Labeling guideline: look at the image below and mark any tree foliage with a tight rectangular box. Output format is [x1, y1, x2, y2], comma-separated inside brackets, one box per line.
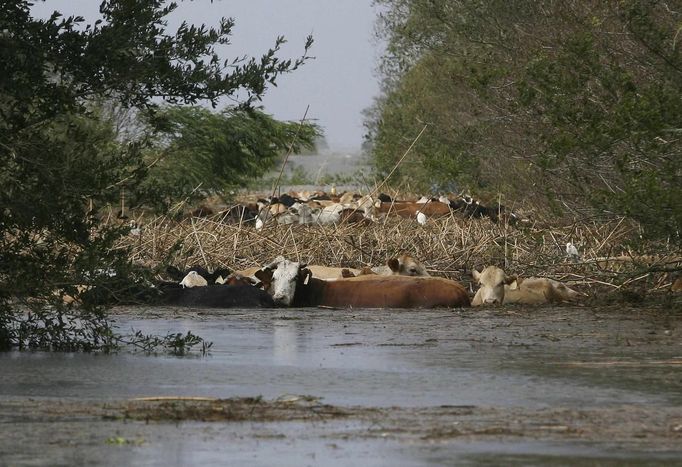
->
[136, 106, 318, 211]
[0, 0, 313, 351]
[368, 0, 682, 241]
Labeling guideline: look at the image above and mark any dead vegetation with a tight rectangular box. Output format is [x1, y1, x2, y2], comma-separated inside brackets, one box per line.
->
[114, 206, 682, 299]
[5, 397, 680, 447]
[105, 395, 356, 423]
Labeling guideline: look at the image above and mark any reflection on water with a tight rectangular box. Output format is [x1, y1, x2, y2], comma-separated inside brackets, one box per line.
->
[272, 319, 299, 365]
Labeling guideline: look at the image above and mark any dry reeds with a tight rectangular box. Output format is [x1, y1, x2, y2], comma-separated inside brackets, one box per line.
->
[116, 209, 682, 295]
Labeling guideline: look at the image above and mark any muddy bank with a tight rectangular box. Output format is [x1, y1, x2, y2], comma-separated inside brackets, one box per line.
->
[3, 396, 681, 446]
[1, 396, 681, 465]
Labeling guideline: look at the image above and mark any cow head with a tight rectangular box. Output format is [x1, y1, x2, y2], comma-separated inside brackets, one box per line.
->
[472, 266, 516, 306]
[549, 280, 582, 302]
[387, 254, 430, 276]
[254, 256, 307, 306]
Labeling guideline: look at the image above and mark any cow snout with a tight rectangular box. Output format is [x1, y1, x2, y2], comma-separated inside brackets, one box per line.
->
[272, 293, 292, 306]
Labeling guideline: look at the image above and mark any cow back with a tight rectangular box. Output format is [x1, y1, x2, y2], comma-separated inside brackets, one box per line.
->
[295, 276, 469, 308]
[159, 285, 275, 308]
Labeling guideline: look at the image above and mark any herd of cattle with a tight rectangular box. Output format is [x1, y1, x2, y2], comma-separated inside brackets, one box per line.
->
[195, 190, 523, 227]
[154, 254, 584, 309]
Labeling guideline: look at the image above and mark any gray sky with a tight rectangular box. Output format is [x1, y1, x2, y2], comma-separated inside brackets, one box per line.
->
[31, 0, 382, 151]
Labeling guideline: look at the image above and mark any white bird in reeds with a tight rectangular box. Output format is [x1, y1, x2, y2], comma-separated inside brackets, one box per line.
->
[129, 221, 141, 236]
[566, 242, 580, 261]
[180, 271, 208, 288]
[417, 211, 427, 226]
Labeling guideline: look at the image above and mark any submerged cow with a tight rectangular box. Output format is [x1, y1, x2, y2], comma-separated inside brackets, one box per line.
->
[368, 254, 430, 276]
[307, 254, 430, 280]
[157, 283, 275, 308]
[254, 257, 469, 308]
[157, 265, 273, 307]
[252, 256, 306, 306]
[471, 265, 582, 306]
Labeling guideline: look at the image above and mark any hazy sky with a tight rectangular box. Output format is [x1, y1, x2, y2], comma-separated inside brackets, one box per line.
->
[30, 0, 382, 151]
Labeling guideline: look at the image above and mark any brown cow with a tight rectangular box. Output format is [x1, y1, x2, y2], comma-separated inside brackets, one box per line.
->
[255, 260, 469, 308]
[377, 201, 451, 219]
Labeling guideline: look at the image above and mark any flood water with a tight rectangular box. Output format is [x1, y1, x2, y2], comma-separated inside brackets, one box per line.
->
[1, 305, 681, 466]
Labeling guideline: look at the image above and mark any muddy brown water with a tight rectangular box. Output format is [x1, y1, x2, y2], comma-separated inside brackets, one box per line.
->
[1, 305, 681, 466]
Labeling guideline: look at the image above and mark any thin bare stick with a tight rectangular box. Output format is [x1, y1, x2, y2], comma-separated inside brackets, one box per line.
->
[271, 105, 310, 198]
[190, 218, 208, 268]
[367, 124, 428, 200]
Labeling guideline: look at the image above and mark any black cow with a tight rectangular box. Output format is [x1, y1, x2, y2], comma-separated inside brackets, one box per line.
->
[222, 204, 258, 224]
[156, 283, 275, 308]
[165, 266, 232, 284]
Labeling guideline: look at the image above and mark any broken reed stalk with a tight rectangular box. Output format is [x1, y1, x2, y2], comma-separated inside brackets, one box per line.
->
[190, 218, 208, 268]
[367, 124, 428, 201]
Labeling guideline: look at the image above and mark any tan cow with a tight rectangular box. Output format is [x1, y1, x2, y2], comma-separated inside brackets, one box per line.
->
[472, 265, 582, 306]
[369, 254, 430, 277]
[235, 254, 427, 282]
[672, 276, 682, 293]
[471, 266, 516, 305]
[180, 270, 208, 288]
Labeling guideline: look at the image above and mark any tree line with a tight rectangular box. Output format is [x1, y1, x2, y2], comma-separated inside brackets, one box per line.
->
[365, 0, 681, 243]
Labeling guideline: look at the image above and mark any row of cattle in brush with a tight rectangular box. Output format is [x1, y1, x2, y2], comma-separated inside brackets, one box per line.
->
[191, 191, 524, 228]
[151, 255, 584, 309]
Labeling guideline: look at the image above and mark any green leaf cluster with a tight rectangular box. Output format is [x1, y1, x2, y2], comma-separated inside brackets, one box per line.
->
[368, 0, 682, 242]
[0, 1, 314, 351]
[136, 106, 318, 211]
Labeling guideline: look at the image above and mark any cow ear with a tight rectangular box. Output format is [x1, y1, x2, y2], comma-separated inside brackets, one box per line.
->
[472, 269, 481, 282]
[505, 275, 517, 285]
[341, 268, 355, 278]
[387, 258, 400, 273]
[300, 268, 312, 284]
[265, 256, 285, 270]
[254, 269, 273, 285]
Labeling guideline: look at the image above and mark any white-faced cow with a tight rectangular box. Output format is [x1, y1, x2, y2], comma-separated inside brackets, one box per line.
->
[254, 258, 470, 309]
